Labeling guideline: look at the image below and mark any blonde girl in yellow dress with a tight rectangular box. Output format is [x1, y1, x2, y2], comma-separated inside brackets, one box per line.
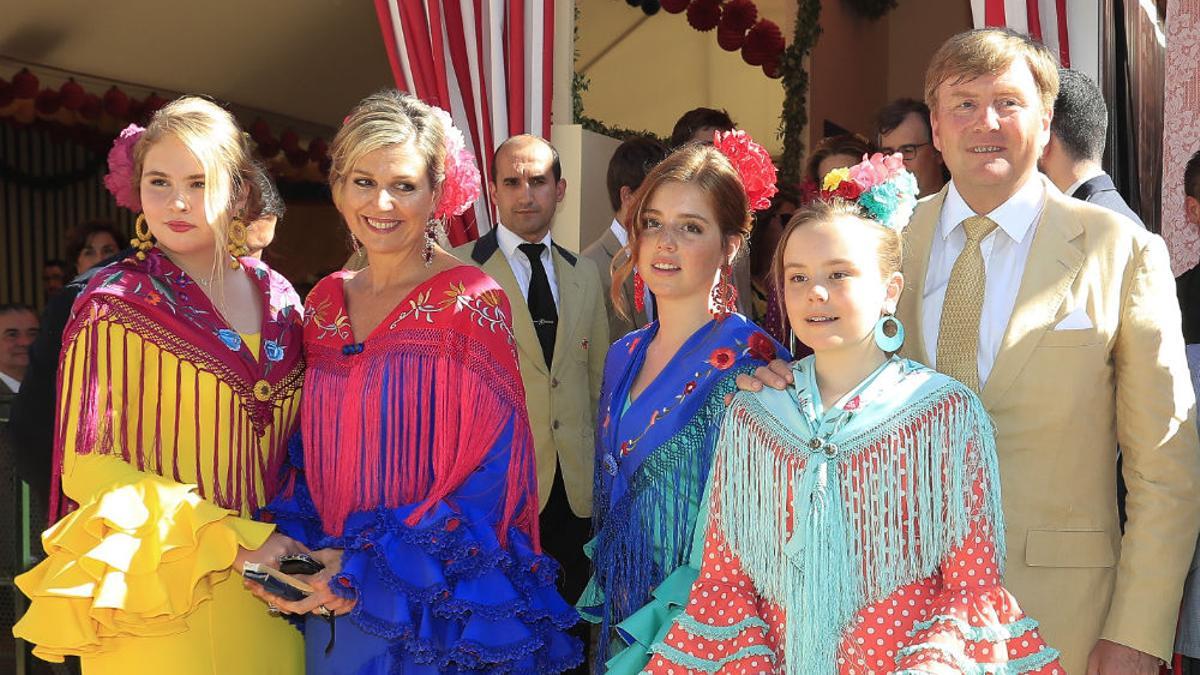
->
[14, 96, 308, 675]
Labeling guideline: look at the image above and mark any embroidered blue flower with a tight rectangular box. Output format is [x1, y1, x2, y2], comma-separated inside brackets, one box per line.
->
[264, 339, 284, 362]
[602, 453, 618, 477]
[216, 328, 242, 351]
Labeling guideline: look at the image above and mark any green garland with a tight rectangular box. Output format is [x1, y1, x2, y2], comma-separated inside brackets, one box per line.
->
[778, 0, 822, 183]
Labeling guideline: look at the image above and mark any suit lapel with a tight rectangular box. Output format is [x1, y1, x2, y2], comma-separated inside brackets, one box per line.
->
[898, 189, 948, 365]
[980, 189, 1085, 408]
[551, 248, 584, 375]
[602, 230, 640, 325]
[480, 249, 550, 377]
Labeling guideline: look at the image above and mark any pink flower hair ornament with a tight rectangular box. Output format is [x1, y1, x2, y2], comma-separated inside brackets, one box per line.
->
[430, 106, 482, 220]
[820, 152, 919, 231]
[103, 123, 146, 212]
[712, 128, 778, 211]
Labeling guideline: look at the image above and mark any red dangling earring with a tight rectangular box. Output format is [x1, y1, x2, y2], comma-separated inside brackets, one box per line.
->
[710, 262, 738, 320]
[633, 270, 646, 313]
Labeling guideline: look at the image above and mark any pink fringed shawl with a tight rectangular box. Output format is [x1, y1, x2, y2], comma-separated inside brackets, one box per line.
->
[49, 250, 306, 519]
[300, 266, 540, 547]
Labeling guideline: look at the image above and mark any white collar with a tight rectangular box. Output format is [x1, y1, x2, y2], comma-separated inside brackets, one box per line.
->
[610, 218, 628, 248]
[496, 223, 554, 259]
[0, 370, 20, 393]
[940, 174, 1046, 244]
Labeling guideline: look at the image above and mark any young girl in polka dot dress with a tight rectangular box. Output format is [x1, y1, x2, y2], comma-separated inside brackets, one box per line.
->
[642, 162, 1064, 674]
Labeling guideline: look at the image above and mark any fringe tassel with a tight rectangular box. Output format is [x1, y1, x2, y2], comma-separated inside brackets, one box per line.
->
[301, 343, 538, 546]
[716, 386, 1004, 673]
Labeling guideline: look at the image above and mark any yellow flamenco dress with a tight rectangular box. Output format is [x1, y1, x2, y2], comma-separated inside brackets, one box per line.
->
[13, 253, 306, 675]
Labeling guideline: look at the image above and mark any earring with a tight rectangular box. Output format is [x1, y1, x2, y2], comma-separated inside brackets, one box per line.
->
[633, 270, 646, 313]
[227, 218, 249, 268]
[349, 232, 361, 256]
[131, 214, 154, 261]
[873, 313, 905, 353]
[422, 219, 443, 267]
[709, 261, 738, 320]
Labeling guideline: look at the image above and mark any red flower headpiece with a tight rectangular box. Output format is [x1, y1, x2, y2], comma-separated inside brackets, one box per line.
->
[429, 106, 482, 220]
[712, 128, 778, 211]
[103, 123, 146, 212]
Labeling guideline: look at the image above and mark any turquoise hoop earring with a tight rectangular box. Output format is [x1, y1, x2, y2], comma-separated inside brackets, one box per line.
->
[874, 314, 904, 353]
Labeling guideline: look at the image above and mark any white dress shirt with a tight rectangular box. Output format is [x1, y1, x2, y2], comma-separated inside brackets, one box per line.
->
[610, 218, 628, 248]
[0, 371, 20, 394]
[495, 223, 560, 307]
[921, 176, 1047, 387]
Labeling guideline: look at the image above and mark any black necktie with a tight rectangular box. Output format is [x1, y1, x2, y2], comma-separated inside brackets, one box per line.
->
[518, 242, 557, 366]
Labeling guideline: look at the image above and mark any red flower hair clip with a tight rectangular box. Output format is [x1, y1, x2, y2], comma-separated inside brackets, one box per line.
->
[713, 128, 778, 211]
[103, 123, 146, 212]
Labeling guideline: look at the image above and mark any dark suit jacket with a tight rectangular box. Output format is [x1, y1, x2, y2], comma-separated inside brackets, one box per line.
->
[1071, 173, 1145, 229]
[7, 249, 131, 503]
[582, 227, 648, 342]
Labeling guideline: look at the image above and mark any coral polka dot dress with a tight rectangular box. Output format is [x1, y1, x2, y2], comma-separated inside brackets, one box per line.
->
[639, 356, 1063, 674]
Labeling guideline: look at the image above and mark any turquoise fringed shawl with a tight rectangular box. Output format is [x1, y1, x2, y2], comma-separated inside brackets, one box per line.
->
[714, 355, 1005, 674]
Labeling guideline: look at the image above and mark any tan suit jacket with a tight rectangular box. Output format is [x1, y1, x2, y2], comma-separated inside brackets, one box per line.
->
[582, 227, 648, 342]
[453, 230, 609, 518]
[897, 177, 1200, 672]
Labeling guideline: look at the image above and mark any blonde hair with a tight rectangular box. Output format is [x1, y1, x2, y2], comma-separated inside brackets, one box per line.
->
[328, 89, 446, 208]
[924, 28, 1060, 113]
[771, 200, 902, 319]
[612, 143, 753, 321]
[133, 96, 254, 282]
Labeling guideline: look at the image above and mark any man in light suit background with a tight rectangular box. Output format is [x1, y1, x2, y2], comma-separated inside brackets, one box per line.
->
[745, 29, 1200, 674]
[583, 135, 668, 342]
[1039, 67, 1145, 228]
[453, 135, 608, 667]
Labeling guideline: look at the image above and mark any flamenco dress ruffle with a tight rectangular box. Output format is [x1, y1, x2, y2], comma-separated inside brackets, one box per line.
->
[266, 438, 583, 674]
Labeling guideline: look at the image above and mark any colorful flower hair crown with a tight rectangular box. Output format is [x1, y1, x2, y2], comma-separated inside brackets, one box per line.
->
[712, 128, 778, 211]
[819, 152, 919, 230]
[429, 106, 481, 220]
[104, 123, 146, 212]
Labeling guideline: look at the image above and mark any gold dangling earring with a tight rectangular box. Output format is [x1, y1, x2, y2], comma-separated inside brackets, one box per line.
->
[131, 214, 154, 261]
[227, 218, 249, 268]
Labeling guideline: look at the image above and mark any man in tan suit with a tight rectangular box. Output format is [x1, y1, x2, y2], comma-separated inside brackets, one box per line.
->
[900, 30, 1200, 673]
[746, 29, 1200, 674]
[452, 136, 608, 651]
[582, 135, 668, 341]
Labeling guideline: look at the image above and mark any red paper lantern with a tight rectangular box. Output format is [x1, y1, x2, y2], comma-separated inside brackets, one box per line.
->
[143, 92, 168, 116]
[280, 128, 300, 153]
[80, 94, 102, 120]
[742, 19, 784, 66]
[661, 0, 689, 12]
[60, 79, 86, 110]
[0, 78, 13, 108]
[35, 89, 62, 115]
[308, 137, 329, 162]
[686, 0, 721, 31]
[13, 68, 39, 99]
[250, 117, 271, 143]
[762, 58, 783, 79]
[103, 86, 130, 118]
[717, 25, 747, 51]
[720, 0, 758, 32]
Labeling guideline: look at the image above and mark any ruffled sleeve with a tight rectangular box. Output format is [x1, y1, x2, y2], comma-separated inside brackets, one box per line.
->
[14, 455, 273, 662]
[893, 490, 1062, 674]
[12, 318, 276, 662]
[264, 424, 583, 672]
[640, 518, 780, 674]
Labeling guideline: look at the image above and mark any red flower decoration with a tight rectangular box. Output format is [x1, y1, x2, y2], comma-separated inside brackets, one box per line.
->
[146, 291, 162, 305]
[35, 89, 61, 115]
[747, 331, 776, 362]
[59, 79, 85, 111]
[713, 129, 779, 211]
[823, 180, 864, 202]
[620, 440, 633, 456]
[843, 395, 862, 412]
[708, 347, 737, 370]
[12, 69, 38, 99]
[720, 0, 758, 31]
[683, 380, 697, 395]
[103, 86, 130, 118]
[661, 0, 689, 13]
[717, 25, 747, 51]
[686, 0, 721, 31]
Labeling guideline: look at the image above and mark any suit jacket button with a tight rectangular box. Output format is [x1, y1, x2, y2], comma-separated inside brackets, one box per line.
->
[552, 420, 560, 430]
[551, 378, 559, 388]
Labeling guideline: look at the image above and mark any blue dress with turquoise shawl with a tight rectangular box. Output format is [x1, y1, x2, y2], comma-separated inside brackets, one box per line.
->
[576, 314, 785, 670]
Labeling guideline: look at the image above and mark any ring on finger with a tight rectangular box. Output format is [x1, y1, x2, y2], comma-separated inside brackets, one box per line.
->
[267, 603, 281, 617]
[317, 604, 333, 617]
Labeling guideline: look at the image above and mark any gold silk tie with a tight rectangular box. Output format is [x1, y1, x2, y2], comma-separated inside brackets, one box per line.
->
[936, 215, 1000, 392]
